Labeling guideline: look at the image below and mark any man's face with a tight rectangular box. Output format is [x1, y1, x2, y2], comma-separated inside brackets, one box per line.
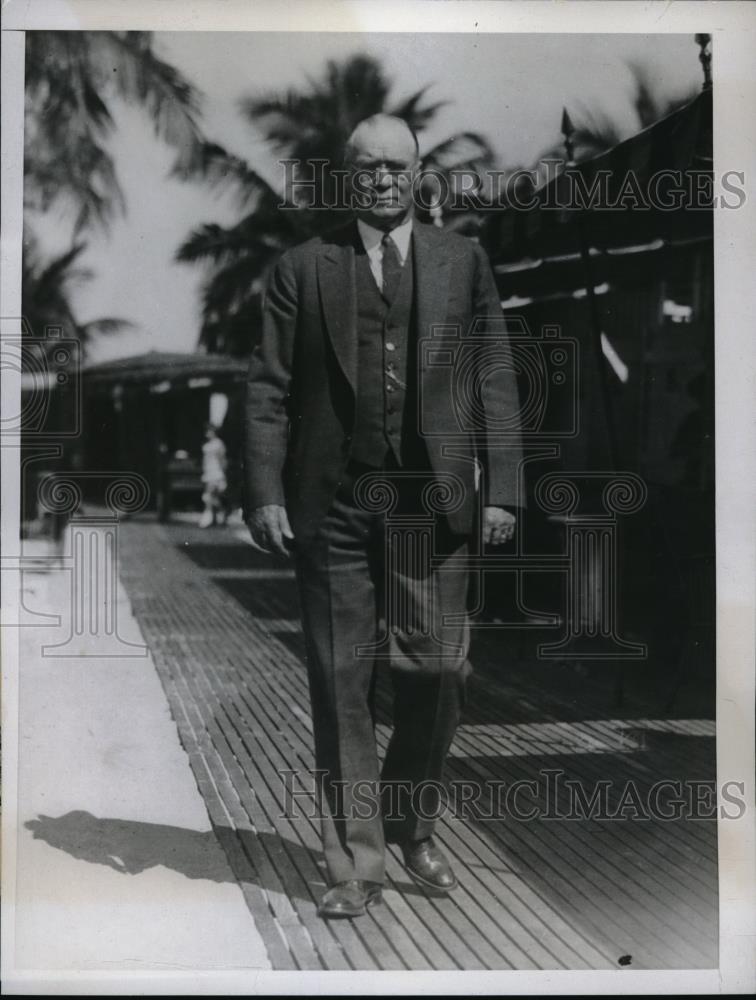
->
[345, 122, 419, 230]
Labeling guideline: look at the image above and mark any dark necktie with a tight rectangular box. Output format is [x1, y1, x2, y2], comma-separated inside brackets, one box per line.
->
[381, 232, 403, 304]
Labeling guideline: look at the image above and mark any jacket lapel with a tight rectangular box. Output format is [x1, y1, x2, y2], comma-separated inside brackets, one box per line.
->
[316, 220, 451, 396]
[317, 227, 358, 395]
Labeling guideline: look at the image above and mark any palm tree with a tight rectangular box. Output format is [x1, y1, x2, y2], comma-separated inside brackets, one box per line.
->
[24, 30, 205, 233]
[532, 59, 701, 177]
[23, 30, 206, 366]
[177, 53, 496, 354]
[22, 236, 134, 360]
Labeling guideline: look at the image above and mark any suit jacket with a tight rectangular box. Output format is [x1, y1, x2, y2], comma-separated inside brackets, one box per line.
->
[244, 218, 523, 539]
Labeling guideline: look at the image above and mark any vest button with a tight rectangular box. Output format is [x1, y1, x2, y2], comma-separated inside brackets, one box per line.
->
[385, 342, 396, 352]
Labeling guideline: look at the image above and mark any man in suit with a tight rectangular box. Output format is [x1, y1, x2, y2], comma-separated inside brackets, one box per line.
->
[245, 114, 522, 918]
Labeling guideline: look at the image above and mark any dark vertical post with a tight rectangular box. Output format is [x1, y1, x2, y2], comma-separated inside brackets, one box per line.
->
[562, 106, 619, 471]
[695, 34, 712, 90]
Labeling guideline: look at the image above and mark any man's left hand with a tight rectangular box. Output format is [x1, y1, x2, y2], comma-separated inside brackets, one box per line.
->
[483, 506, 516, 546]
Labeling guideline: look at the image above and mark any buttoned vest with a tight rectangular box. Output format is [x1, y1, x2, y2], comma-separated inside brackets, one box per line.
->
[350, 244, 415, 467]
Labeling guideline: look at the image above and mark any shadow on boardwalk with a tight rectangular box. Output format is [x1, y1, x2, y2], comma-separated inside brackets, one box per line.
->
[111, 514, 717, 972]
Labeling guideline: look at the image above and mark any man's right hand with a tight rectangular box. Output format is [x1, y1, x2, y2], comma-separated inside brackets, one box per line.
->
[246, 504, 295, 558]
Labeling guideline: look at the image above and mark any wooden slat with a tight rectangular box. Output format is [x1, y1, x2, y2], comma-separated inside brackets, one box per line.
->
[446, 723, 717, 964]
[116, 518, 718, 971]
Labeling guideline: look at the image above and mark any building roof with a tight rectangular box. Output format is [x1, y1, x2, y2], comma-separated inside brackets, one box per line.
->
[494, 87, 713, 267]
[83, 351, 248, 388]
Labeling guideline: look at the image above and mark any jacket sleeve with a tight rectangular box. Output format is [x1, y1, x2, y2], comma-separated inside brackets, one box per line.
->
[471, 242, 525, 509]
[243, 250, 298, 514]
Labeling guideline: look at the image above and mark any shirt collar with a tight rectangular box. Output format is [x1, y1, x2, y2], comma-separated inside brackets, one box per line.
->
[357, 215, 413, 263]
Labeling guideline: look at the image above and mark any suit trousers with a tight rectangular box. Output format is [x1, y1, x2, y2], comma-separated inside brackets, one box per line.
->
[294, 457, 472, 885]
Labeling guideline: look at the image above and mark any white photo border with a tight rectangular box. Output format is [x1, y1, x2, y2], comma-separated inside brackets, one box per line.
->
[2, 2, 754, 994]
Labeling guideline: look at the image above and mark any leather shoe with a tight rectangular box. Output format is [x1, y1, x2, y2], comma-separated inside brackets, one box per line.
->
[401, 837, 458, 892]
[317, 879, 383, 919]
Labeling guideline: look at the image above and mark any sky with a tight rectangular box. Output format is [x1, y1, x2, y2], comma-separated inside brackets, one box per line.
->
[29, 31, 705, 362]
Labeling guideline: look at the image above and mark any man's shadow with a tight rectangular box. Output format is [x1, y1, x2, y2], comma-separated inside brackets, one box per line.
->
[25, 811, 321, 900]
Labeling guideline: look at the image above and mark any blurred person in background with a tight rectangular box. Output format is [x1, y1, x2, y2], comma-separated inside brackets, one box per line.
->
[199, 423, 228, 528]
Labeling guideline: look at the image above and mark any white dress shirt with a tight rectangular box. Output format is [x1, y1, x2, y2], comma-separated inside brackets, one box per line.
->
[356, 216, 413, 289]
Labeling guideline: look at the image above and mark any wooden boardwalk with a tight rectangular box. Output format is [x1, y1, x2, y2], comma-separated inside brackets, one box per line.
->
[117, 515, 718, 971]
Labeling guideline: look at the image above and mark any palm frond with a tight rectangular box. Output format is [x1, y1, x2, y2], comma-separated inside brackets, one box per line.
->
[170, 141, 280, 210]
[422, 132, 496, 170]
[242, 53, 397, 157]
[35, 243, 90, 289]
[626, 58, 699, 129]
[574, 106, 625, 156]
[98, 31, 204, 172]
[79, 316, 137, 336]
[200, 250, 278, 322]
[22, 231, 136, 356]
[390, 87, 448, 133]
[24, 30, 206, 230]
[176, 215, 291, 266]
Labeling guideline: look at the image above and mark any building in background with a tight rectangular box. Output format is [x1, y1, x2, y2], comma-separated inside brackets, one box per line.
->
[485, 85, 714, 699]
